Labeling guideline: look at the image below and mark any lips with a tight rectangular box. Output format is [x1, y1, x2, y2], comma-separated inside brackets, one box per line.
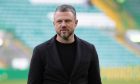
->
[60, 29, 68, 32]
[61, 30, 67, 32]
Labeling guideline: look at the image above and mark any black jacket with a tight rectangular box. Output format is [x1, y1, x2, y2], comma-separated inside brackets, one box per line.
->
[27, 35, 102, 84]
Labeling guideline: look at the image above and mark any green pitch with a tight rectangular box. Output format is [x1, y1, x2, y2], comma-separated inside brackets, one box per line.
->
[0, 80, 27, 84]
[0, 79, 140, 84]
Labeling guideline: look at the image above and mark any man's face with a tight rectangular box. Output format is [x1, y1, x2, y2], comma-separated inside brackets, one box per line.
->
[53, 11, 78, 40]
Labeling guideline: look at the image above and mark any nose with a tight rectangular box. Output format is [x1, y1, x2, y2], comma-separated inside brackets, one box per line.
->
[61, 21, 66, 27]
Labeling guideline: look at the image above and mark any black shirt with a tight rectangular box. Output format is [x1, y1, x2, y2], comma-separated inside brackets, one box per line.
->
[55, 39, 76, 77]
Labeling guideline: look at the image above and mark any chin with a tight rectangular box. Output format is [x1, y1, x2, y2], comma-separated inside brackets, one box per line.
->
[61, 35, 68, 40]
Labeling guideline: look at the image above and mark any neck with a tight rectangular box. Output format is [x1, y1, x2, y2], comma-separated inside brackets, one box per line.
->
[56, 34, 75, 44]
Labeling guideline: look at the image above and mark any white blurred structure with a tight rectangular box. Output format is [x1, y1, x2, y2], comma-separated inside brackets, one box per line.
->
[0, 30, 4, 47]
[125, 29, 140, 51]
[30, 0, 87, 5]
[126, 29, 140, 43]
[12, 58, 29, 70]
[0, 38, 3, 47]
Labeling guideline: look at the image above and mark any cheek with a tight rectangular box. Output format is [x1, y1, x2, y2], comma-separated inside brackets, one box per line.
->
[72, 24, 77, 29]
[54, 24, 60, 29]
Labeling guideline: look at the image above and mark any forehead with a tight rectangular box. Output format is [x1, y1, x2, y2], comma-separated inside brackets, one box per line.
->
[54, 12, 75, 19]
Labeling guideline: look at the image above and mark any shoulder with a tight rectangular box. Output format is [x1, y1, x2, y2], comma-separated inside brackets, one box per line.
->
[33, 37, 54, 52]
[76, 36, 98, 54]
[77, 37, 95, 49]
[77, 38, 98, 60]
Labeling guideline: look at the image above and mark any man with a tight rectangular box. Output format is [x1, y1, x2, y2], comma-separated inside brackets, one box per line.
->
[27, 4, 102, 84]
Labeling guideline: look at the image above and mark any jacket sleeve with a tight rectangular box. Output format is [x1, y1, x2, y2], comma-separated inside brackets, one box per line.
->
[88, 45, 102, 84]
[27, 46, 44, 84]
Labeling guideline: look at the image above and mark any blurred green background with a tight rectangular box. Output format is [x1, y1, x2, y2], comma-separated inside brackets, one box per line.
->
[0, 0, 140, 84]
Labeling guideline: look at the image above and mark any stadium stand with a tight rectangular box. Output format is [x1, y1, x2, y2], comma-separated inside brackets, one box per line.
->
[0, 0, 140, 81]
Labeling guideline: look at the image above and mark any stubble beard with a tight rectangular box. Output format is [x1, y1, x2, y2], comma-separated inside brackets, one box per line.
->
[57, 30, 74, 41]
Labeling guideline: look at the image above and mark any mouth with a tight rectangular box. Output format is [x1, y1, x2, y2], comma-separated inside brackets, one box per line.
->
[60, 29, 68, 32]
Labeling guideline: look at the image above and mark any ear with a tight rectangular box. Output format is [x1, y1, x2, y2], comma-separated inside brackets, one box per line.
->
[75, 19, 78, 25]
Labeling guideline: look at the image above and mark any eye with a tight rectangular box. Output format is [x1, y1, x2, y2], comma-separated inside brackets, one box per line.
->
[65, 19, 72, 23]
[57, 20, 62, 23]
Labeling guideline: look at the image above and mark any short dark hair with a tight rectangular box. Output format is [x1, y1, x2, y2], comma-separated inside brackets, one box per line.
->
[55, 4, 76, 17]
